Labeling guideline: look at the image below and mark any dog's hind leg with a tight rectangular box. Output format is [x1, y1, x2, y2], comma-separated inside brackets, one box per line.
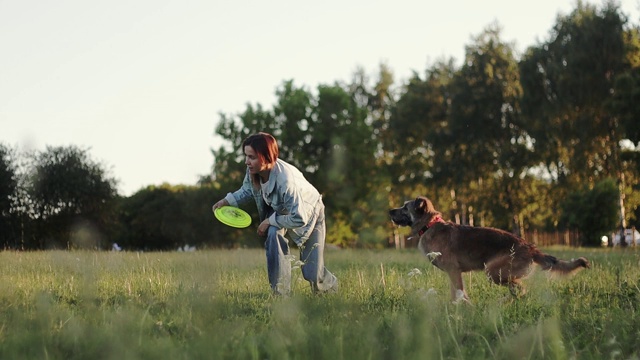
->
[508, 279, 526, 298]
[485, 256, 530, 298]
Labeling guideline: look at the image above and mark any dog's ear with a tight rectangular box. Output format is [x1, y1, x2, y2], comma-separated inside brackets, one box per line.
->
[414, 197, 427, 214]
[425, 198, 436, 213]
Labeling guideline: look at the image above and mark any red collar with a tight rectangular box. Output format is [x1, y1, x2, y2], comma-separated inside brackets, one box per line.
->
[418, 215, 444, 236]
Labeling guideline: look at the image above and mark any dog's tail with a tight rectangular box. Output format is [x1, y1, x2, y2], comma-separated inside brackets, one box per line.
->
[533, 253, 590, 275]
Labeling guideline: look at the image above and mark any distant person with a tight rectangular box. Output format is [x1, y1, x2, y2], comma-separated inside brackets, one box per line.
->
[212, 132, 338, 295]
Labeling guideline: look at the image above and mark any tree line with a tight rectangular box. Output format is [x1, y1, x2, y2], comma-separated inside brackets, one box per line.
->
[0, 144, 259, 250]
[2, 2, 639, 250]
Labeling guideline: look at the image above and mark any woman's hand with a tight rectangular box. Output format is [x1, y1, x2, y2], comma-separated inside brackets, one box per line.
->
[211, 199, 229, 212]
[257, 219, 270, 237]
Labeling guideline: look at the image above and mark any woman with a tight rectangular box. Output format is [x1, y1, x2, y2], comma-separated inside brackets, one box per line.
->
[212, 132, 338, 295]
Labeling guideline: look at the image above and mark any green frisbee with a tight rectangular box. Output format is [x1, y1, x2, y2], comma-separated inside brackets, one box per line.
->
[214, 206, 252, 228]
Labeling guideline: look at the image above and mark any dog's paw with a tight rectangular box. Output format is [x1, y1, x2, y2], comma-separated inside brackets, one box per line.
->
[452, 289, 473, 305]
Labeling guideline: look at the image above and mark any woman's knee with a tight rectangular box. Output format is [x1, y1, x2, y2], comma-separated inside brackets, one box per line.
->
[301, 267, 315, 282]
[301, 260, 320, 281]
[265, 226, 288, 252]
[268, 225, 289, 238]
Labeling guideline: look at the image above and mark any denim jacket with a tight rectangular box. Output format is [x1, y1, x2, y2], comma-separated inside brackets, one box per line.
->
[224, 159, 323, 246]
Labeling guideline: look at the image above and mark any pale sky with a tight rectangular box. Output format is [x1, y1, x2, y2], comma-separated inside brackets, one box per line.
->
[2, 0, 639, 196]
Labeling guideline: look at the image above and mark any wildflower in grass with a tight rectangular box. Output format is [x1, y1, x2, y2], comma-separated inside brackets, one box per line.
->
[416, 287, 438, 300]
[425, 251, 441, 262]
[286, 255, 305, 270]
[400, 268, 422, 289]
[407, 268, 422, 277]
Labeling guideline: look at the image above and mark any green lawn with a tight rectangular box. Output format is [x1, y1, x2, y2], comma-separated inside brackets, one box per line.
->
[0, 247, 638, 359]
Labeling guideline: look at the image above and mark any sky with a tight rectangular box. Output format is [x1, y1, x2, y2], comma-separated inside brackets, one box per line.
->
[1, 0, 639, 196]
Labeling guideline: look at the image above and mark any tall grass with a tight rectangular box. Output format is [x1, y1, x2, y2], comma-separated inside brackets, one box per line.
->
[0, 247, 638, 359]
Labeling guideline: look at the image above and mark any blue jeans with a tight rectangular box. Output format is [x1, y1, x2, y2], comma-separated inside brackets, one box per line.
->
[264, 207, 338, 295]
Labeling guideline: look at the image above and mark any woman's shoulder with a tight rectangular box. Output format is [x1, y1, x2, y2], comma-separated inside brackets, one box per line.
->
[272, 159, 307, 184]
[274, 159, 301, 174]
[271, 159, 319, 196]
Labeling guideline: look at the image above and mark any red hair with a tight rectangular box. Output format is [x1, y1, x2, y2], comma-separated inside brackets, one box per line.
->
[242, 132, 279, 165]
[242, 132, 279, 185]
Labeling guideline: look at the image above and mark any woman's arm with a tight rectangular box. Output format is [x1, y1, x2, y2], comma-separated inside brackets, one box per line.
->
[215, 170, 255, 208]
[268, 195, 307, 229]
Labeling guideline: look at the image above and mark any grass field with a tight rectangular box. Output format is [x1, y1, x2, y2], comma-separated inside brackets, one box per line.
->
[0, 246, 638, 359]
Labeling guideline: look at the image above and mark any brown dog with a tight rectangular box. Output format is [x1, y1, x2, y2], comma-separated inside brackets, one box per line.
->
[389, 196, 590, 302]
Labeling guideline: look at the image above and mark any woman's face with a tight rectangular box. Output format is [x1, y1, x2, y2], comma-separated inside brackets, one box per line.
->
[244, 145, 270, 175]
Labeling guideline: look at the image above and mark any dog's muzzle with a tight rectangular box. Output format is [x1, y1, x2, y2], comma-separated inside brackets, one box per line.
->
[389, 209, 412, 226]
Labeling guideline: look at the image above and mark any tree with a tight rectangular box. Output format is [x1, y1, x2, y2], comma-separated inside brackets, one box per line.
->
[434, 25, 536, 233]
[116, 184, 250, 250]
[607, 27, 640, 232]
[209, 103, 278, 191]
[608, 20, 640, 146]
[350, 64, 403, 247]
[559, 178, 620, 245]
[520, 2, 631, 182]
[520, 1, 638, 236]
[387, 59, 455, 191]
[0, 144, 19, 249]
[272, 80, 315, 168]
[25, 146, 118, 249]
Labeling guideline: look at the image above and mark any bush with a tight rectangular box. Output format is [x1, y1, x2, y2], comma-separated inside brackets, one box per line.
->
[559, 178, 620, 245]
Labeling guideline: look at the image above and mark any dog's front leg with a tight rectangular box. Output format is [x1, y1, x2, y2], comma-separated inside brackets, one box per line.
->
[447, 271, 470, 303]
